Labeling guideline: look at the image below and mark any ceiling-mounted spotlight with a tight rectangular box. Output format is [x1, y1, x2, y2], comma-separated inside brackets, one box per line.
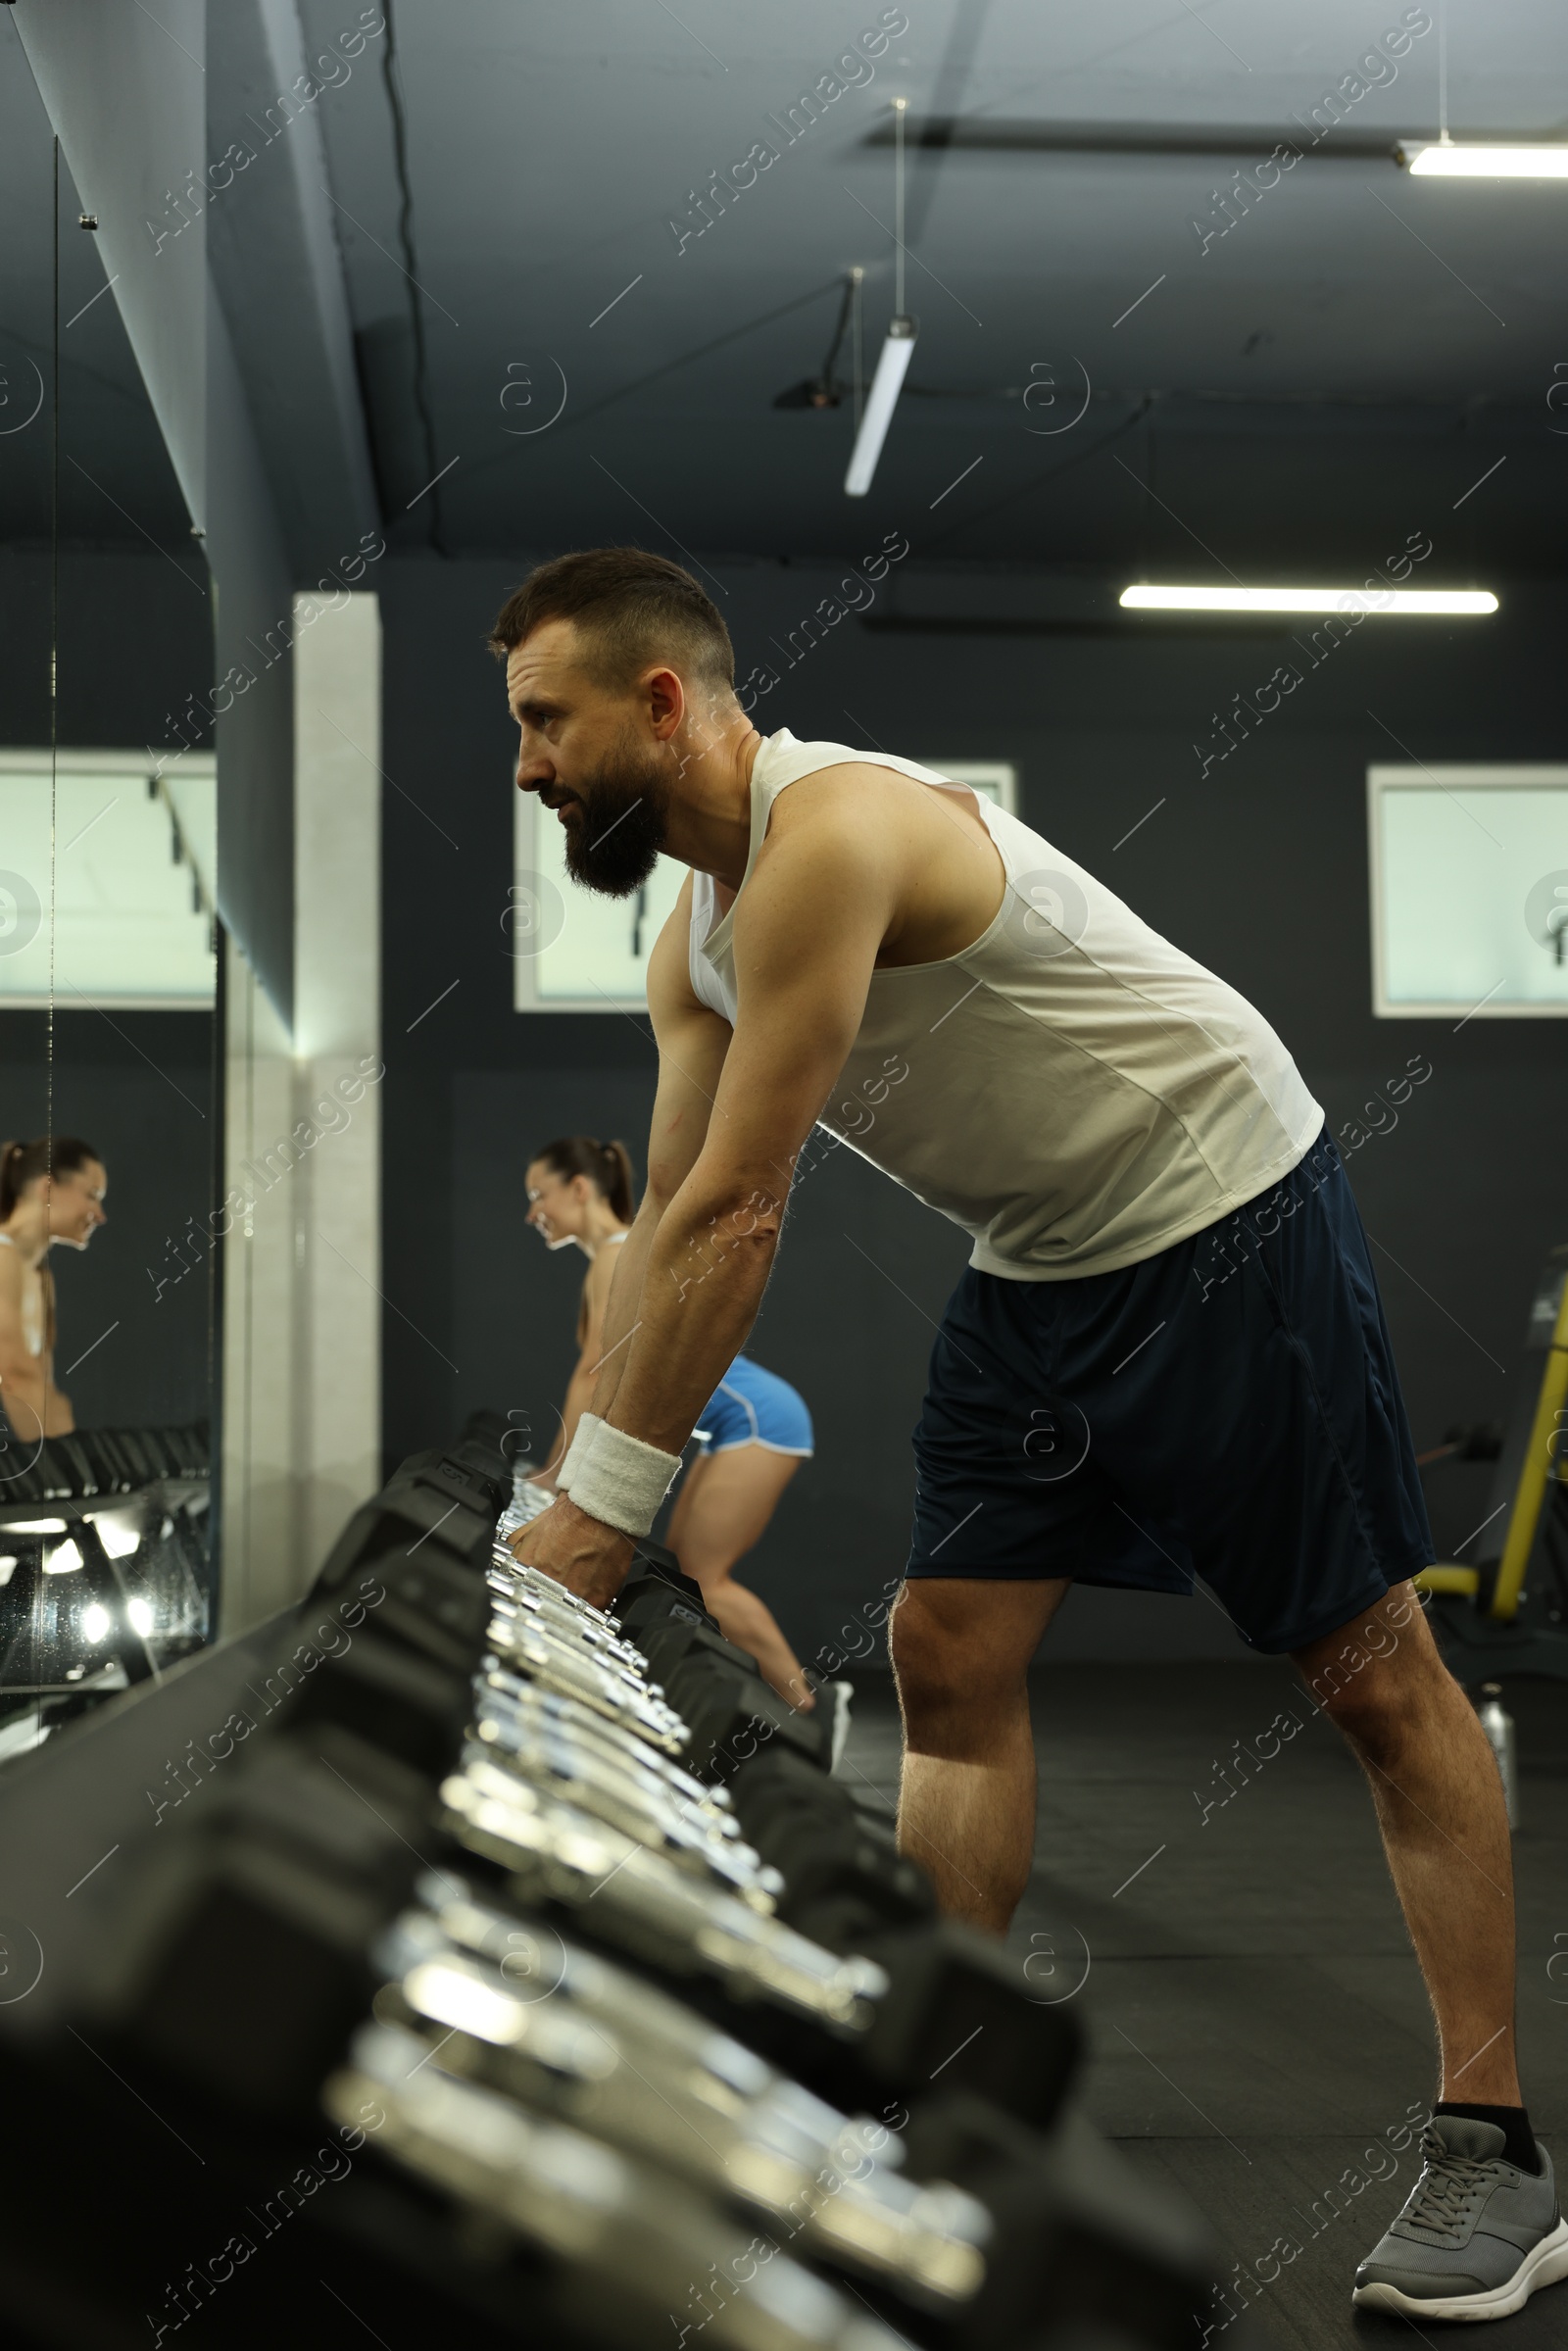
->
[1396, 140, 1568, 177]
[774, 378, 844, 411]
[845, 100, 917, 498]
[773, 269, 860, 409]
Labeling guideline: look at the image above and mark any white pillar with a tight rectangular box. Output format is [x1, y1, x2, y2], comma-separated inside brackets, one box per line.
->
[292, 589, 383, 1572]
[219, 588, 382, 1632]
[220, 938, 298, 1630]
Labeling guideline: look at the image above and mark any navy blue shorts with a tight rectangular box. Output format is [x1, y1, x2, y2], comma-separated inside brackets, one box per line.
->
[906, 1130, 1434, 1653]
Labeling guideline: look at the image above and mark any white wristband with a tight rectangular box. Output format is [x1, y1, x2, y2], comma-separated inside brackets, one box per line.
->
[569, 1420, 683, 1539]
[556, 1412, 603, 1495]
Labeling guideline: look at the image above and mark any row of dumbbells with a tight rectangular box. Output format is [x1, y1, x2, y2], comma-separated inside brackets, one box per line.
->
[65, 1433, 1217, 2347]
[0, 1418, 209, 1505]
[331, 1495, 977, 2351]
[315, 1463, 1215, 2351]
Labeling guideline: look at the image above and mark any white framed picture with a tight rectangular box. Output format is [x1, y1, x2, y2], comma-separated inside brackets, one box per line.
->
[1367, 764, 1568, 1019]
[0, 751, 217, 1008]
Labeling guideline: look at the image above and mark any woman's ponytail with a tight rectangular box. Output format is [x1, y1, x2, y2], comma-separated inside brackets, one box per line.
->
[531, 1134, 638, 1223]
[598, 1139, 635, 1224]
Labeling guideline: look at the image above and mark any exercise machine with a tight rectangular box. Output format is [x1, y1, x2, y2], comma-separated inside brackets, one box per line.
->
[1416, 1244, 1568, 1685]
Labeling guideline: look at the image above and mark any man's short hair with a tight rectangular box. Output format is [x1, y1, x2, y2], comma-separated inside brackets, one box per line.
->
[488, 547, 735, 697]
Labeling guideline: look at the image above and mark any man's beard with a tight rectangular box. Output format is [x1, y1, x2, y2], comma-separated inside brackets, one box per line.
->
[560, 735, 670, 897]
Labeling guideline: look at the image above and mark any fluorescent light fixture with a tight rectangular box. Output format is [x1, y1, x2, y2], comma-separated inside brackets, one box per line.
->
[82, 1603, 111, 1644]
[6, 1517, 68, 1535]
[1398, 141, 1568, 177]
[44, 1538, 84, 1574]
[845, 317, 917, 498]
[1120, 585, 1498, 615]
[128, 1597, 154, 1638]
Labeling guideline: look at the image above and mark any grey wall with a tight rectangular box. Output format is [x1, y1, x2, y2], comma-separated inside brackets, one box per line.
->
[384, 555, 1563, 1665]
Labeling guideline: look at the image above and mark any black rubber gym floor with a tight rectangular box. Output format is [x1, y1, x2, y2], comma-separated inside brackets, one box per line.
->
[840, 1663, 1568, 2350]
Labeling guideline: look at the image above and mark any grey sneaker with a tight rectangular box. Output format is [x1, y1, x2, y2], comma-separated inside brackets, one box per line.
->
[1352, 2116, 1568, 2321]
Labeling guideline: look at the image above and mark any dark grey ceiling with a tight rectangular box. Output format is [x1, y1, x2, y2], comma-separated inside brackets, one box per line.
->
[4, 0, 1566, 587]
[0, 15, 194, 564]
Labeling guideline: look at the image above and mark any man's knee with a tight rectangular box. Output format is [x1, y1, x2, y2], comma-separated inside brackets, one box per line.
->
[891, 1583, 1030, 1720]
[890, 1600, 953, 1719]
[1300, 1614, 1455, 1759]
[1313, 1668, 1414, 1759]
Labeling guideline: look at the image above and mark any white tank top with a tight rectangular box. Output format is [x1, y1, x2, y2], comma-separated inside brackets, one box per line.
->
[688, 730, 1323, 1282]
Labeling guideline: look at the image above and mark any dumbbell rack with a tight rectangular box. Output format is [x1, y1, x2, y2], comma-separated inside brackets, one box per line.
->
[0, 1419, 213, 1704]
[0, 1424, 1220, 2349]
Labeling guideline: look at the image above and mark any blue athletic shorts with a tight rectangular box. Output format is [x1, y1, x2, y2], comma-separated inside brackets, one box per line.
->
[695, 1353, 814, 1457]
[906, 1128, 1434, 1653]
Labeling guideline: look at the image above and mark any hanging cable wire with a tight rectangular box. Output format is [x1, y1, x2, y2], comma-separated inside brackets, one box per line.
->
[49, 135, 58, 1158]
[852, 267, 863, 441]
[31, 132, 62, 1696]
[381, 0, 449, 554]
[919, 393, 1155, 554]
[894, 97, 906, 317]
[1438, 0, 1449, 142]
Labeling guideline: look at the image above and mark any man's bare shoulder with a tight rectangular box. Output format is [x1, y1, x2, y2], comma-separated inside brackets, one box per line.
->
[753, 762, 918, 885]
[734, 772, 903, 976]
[751, 758, 1002, 969]
[763, 759, 919, 833]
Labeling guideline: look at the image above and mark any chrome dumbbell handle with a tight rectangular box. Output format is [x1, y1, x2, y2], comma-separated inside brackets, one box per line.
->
[440, 1763, 885, 2029]
[479, 1665, 725, 1808]
[368, 1924, 987, 2308]
[485, 1617, 689, 1751]
[325, 2027, 920, 2351]
[459, 1731, 777, 1906]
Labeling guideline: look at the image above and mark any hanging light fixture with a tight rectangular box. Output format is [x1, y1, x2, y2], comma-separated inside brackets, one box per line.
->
[1395, 12, 1568, 177]
[845, 99, 918, 497]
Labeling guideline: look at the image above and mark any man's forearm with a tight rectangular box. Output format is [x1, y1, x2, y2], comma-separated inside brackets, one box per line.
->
[600, 1184, 781, 1456]
[588, 1197, 664, 1421]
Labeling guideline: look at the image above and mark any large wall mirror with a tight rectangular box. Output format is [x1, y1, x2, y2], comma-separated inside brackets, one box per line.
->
[0, 84, 219, 1751]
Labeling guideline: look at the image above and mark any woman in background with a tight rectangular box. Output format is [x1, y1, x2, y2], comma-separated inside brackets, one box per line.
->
[524, 1133, 821, 1711]
[0, 1136, 109, 1450]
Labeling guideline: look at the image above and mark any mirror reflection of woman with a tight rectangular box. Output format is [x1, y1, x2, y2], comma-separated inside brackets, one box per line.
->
[0, 1137, 109, 1451]
[524, 1134, 820, 1710]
